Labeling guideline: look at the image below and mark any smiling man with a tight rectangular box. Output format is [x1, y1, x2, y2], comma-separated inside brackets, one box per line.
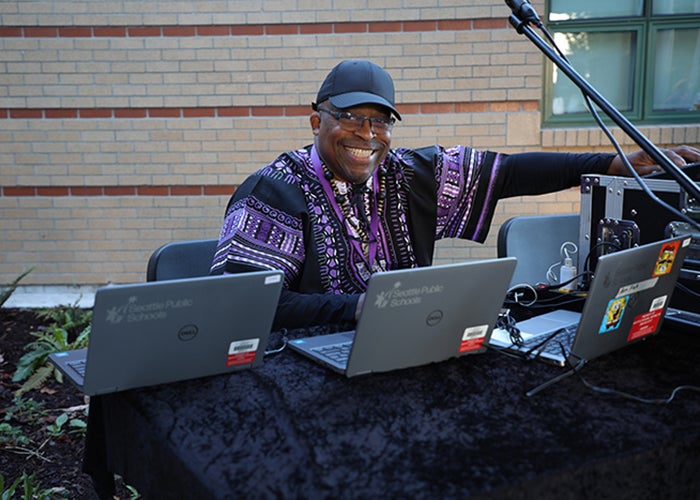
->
[211, 59, 700, 330]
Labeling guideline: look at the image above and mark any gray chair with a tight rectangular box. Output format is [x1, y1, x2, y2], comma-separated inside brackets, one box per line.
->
[146, 238, 218, 282]
[497, 214, 580, 287]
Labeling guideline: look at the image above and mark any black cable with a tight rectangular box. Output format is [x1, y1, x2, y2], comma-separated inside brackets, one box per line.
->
[522, 327, 567, 360]
[675, 281, 700, 299]
[580, 241, 622, 289]
[491, 313, 574, 364]
[264, 328, 288, 356]
[525, 356, 586, 397]
[487, 342, 531, 360]
[503, 283, 586, 310]
[520, 298, 585, 309]
[538, 24, 700, 233]
[496, 310, 523, 346]
[562, 344, 700, 404]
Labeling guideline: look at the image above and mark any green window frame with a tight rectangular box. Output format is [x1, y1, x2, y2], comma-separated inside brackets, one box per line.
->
[543, 0, 700, 127]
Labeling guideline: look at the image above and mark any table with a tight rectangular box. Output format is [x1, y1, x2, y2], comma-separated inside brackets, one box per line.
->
[83, 326, 700, 499]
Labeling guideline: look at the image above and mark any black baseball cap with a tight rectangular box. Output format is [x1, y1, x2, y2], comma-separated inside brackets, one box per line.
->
[315, 60, 401, 120]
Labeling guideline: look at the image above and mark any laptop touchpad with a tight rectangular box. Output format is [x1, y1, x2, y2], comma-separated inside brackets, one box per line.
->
[519, 310, 580, 337]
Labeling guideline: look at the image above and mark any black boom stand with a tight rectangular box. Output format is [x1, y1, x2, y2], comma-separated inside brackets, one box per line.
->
[503, 1, 700, 396]
[504, 0, 700, 210]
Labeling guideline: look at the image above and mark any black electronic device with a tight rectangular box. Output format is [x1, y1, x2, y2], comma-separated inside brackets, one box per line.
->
[502, 0, 700, 330]
[579, 173, 700, 328]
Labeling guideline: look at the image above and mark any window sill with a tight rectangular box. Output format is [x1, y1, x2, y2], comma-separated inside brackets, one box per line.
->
[541, 124, 700, 148]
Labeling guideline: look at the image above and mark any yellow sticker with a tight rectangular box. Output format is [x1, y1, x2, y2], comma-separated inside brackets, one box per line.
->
[599, 296, 628, 334]
[653, 240, 680, 277]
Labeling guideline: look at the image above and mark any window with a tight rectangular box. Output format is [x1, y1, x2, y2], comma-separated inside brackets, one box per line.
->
[543, 0, 700, 126]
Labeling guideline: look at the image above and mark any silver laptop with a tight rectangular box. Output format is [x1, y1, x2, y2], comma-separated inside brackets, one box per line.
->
[288, 258, 517, 377]
[49, 271, 283, 395]
[489, 236, 691, 366]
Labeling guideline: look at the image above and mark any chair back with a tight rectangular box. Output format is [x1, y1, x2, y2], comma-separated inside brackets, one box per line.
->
[146, 239, 218, 282]
[497, 214, 579, 287]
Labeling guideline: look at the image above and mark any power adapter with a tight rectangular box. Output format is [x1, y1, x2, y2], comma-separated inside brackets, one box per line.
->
[559, 257, 577, 292]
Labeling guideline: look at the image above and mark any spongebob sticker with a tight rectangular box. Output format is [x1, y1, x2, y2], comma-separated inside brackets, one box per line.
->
[599, 296, 629, 334]
[653, 240, 680, 277]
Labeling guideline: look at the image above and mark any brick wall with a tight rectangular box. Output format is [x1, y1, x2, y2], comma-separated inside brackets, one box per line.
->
[1, 1, 697, 286]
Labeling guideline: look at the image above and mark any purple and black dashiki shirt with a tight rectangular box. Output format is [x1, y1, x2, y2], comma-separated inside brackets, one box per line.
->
[212, 144, 614, 328]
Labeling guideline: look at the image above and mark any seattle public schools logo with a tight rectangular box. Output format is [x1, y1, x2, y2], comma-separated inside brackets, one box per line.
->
[105, 295, 193, 324]
[374, 280, 444, 310]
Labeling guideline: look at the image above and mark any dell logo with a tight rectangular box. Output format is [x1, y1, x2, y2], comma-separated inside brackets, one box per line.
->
[426, 310, 443, 327]
[178, 324, 199, 341]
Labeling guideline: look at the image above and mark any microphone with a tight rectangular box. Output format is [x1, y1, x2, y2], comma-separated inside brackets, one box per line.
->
[505, 0, 542, 27]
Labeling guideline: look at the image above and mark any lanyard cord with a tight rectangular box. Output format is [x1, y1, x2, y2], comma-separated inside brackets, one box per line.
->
[311, 146, 381, 268]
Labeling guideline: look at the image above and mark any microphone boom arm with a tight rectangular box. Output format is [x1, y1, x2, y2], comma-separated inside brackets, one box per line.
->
[507, 14, 700, 202]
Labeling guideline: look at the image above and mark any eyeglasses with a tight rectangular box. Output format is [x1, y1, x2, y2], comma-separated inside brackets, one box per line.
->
[317, 107, 395, 134]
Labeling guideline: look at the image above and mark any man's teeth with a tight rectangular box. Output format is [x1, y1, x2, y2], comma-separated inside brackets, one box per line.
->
[346, 147, 372, 158]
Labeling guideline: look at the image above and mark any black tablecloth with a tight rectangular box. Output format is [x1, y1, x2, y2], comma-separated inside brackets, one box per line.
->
[84, 327, 700, 499]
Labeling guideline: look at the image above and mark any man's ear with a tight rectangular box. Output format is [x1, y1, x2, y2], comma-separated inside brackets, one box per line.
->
[310, 113, 321, 135]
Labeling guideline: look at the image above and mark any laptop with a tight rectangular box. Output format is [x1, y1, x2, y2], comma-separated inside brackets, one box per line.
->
[489, 236, 691, 366]
[288, 258, 517, 377]
[49, 271, 283, 395]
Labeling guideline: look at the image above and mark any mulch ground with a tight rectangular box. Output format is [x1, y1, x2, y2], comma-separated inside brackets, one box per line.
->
[0, 308, 130, 499]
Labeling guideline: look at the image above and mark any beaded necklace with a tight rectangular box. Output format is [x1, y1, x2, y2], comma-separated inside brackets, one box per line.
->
[311, 146, 386, 271]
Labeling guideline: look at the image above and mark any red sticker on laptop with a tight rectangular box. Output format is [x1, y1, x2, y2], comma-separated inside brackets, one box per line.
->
[460, 325, 489, 352]
[653, 240, 680, 277]
[628, 310, 664, 341]
[226, 338, 259, 366]
[628, 295, 667, 341]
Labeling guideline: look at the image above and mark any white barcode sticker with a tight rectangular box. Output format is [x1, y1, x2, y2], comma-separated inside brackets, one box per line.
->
[226, 338, 260, 366]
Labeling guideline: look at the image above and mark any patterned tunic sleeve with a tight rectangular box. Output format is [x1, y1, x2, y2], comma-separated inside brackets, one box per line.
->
[210, 173, 307, 288]
[429, 147, 615, 243]
[433, 145, 507, 243]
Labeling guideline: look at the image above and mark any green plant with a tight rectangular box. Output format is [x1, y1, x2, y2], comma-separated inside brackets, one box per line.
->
[125, 484, 142, 499]
[12, 304, 92, 396]
[0, 473, 22, 500]
[1, 403, 88, 463]
[46, 412, 87, 438]
[4, 397, 48, 424]
[0, 422, 32, 447]
[0, 397, 47, 448]
[0, 471, 67, 500]
[34, 302, 93, 332]
[0, 267, 33, 308]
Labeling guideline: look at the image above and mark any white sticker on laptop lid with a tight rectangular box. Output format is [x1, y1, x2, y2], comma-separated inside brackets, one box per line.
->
[616, 277, 658, 297]
[459, 325, 489, 353]
[226, 338, 259, 367]
[265, 274, 281, 285]
[649, 294, 667, 311]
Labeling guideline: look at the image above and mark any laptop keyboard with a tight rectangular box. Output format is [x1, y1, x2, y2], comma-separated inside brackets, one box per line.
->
[521, 323, 578, 356]
[67, 359, 87, 378]
[311, 341, 353, 365]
